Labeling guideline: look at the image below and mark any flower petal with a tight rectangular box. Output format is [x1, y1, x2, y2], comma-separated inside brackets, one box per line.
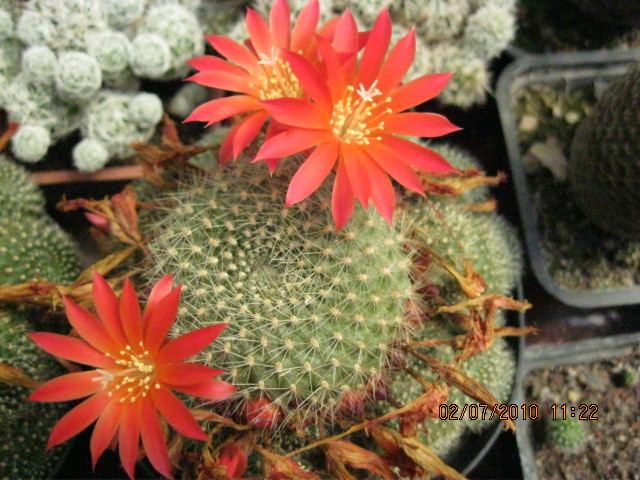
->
[168, 379, 238, 401]
[187, 55, 250, 77]
[246, 8, 273, 57]
[220, 121, 241, 164]
[28, 332, 113, 368]
[186, 71, 254, 95]
[118, 401, 143, 480]
[379, 135, 457, 172]
[157, 324, 227, 364]
[140, 396, 172, 479]
[46, 392, 110, 449]
[316, 35, 346, 100]
[158, 363, 225, 385]
[283, 51, 332, 109]
[29, 371, 103, 402]
[232, 111, 269, 159]
[261, 98, 330, 129]
[184, 95, 260, 125]
[388, 73, 454, 112]
[64, 297, 118, 354]
[356, 8, 392, 88]
[269, 0, 291, 49]
[151, 387, 207, 441]
[119, 278, 143, 347]
[376, 29, 416, 93]
[286, 141, 339, 206]
[332, 10, 359, 76]
[291, 0, 320, 53]
[342, 143, 372, 208]
[332, 157, 356, 231]
[254, 128, 332, 162]
[143, 285, 181, 355]
[92, 270, 127, 345]
[142, 274, 174, 333]
[384, 112, 461, 138]
[206, 35, 259, 73]
[90, 400, 124, 469]
[364, 160, 396, 225]
[364, 141, 424, 195]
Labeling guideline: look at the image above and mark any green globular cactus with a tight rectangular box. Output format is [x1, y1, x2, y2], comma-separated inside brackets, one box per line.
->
[0, 0, 206, 168]
[406, 198, 522, 302]
[568, 62, 640, 239]
[388, 320, 516, 458]
[145, 160, 421, 419]
[0, 215, 81, 285]
[247, 0, 515, 108]
[546, 417, 587, 452]
[0, 310, 69, 480]
[0, 156, 44, 217]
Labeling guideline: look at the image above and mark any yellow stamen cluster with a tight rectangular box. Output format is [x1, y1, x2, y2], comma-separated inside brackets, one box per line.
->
[250, 48, 303, 100]
[329, 81, 392, 145]
[99, 343, 158, 403]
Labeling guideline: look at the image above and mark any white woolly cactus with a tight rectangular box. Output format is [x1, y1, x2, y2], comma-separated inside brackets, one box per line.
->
[0, 0, 207, 168]
[246, 0, 516, 108]
[145, 159, 422, 420]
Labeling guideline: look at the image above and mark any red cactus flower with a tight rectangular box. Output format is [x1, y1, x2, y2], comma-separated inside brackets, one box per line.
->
[243, 397, 283, 429]
[216, 438, 252, 478]
[28, 271, 236, 479]
[184, 0, 324, 168]
[254, 8, 461, 229]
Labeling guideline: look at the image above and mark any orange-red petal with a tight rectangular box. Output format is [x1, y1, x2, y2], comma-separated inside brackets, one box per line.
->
[29, 371, 103, 402]
[187, 71, 254, 95]
[140, 396, 173, 479]
[356, 8, 392, 88]
[157, 323, 227, 364]
[332, 10, 359, 76]
[47, 392, 110, 449]
[187, 55, 249, 77]
[246, 8, 273, 57]
[261, 98, 330, 129]
[157, 363, 225, 385]
[291, 0, 320, 53]
[364, 141, 424, 195]
[118, 401, 143, 480]
[379, 135, 457, 172]
[384, 112, 462, 138]
[283, 51, 332, 109]
[168, 379, 238, 401]
[184, 95, 260, 125]
[342, 144, 372, 208]
[142, 274, 174, 332]
[365, 160, 396, 225]
[205, 35, 259, 73]
[151, 387, 208, 441]
[90, 400, 124, 469]
[269, 0, 291, 50]
[286, 141, 339, 206]
[143, 285, 181, 355]
[92, 271, 127, 345]
[376, 29, 416, 93]
[28, 332, 113, 368]
[64, 297, 118, 354]
[232, 111, 269, 159]
[254, 128, 332, 162]
[119, 278, 143, 347]
[332, 157, 356, 231]
[388, 73, 454, 112]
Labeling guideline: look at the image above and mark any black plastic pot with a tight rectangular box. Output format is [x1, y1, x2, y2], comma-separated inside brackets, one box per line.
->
[496, 48, 640, 308]
[513, 331, 640, 480]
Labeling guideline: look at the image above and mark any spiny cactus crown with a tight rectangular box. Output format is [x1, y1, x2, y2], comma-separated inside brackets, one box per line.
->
[145, 159, 421, 419]
[546, 416, 587, 452]
[0, 155, 44, 217]
[0, 310, 68, 480]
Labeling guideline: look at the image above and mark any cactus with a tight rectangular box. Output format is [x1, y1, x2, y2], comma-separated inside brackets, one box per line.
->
[0, 214, 81, 285]
[245, 0, 515, 108]
[546, 417, 587, 452]
[144, 158, 421, 419]
[0, 156, 44, 217]
[0, 310, 69, 480]
[569, 62, 640, 239]
[0, 0, 206, 168]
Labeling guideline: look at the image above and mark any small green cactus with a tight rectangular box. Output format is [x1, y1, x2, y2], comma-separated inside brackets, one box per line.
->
[546, 417, 587, 452]
[0, 156, 44, 218]
[0, 310, 69, 480]
[145, 159, 421, 419]
[0, 214, 81, 285]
